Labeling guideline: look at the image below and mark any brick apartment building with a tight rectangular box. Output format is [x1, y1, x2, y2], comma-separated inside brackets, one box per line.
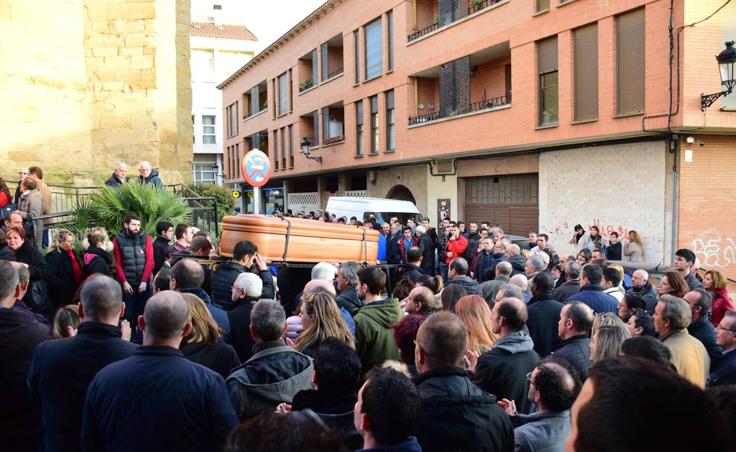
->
[218, 0, 736, 276]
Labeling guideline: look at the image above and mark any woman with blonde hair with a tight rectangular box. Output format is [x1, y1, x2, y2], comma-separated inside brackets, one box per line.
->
[45, 229, 83, 309]
[82, 227, 113, 277]
[704, 269, 735, 327]
[295, 291, 354, 358]
[180, 293, 240, 378]
[624, 230, 644, 262]
[52, 305, 80, 339]
[456, 295, 498, 354]
[590, 315, 630, 363]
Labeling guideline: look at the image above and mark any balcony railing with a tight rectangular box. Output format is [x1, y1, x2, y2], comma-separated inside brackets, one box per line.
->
[408, 93, 510, 125]
[408, 0, 506, 43]
[323, 135, 345, 145]
[326, 67, 344, 80]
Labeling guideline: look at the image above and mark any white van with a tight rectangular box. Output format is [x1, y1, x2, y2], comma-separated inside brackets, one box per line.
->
[325, 197, 421, 225]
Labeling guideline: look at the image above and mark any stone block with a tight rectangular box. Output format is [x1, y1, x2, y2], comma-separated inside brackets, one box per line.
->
[130, 55, 153, 69]
[114, 19, 145, 33]
[120, 46, 144, 56]
[104, 55, 131, 68]
[124, 33, 153, 47]
[119, 3, 155, 20]
[93, 47, 118, 57]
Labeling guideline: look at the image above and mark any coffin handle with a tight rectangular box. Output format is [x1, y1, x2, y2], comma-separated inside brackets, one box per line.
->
[282, 218, 292, 262]
[361, 229, 368, 265]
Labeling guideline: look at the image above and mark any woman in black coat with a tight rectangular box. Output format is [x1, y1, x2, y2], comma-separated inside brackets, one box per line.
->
[179, 293, 240, 378]
[5, 225, 48, 311]
[82, 227, 114, 278]
[44, 230, 83, 309]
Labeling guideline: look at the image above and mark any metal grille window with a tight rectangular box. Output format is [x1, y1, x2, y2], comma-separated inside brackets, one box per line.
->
[281, 127, 287, 169]
[616, 9, 645, 115]
[312, 110, 320, 145]
[387, 11, 394, 71]
[574, 23, 598, 122]
[273, 130, 279, 170]
[288, 124, 294, 167]
[369, 95, 379, 153]
[227, 102, 238, 137]
[278, 72, 288, 116]
[311, 49, 319, 87]
[202, 115, 216, 144]
[537, 36, 558, 126]
[356, 100, 364, 156]
[364, 19, 383, 80]
[353, 30, 360, 84]
[439, 56, 470, 118]
[385, 90, 395, 151]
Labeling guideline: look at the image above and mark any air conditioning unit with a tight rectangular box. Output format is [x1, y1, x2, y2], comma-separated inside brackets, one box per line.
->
[431, 159, 456, 175]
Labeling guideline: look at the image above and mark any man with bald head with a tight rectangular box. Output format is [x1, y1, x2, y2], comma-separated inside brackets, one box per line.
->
[414, 312, 513, 451]
[171, 258, 229, 337]
[474, 297, 539, 414]
[29, 275, 135, 452]
[627, 269, 658, 314]
[510, 274, 532, 303]
[480, 260, 513, 306]
[82, 291, 238, 452]
[499, 357, 581, 452]
[137, 160, 163, 187]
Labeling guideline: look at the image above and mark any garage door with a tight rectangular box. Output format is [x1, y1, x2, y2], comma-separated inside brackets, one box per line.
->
[464, 174, 539, 236]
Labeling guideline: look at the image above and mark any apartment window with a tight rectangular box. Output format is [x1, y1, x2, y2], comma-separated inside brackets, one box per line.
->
[616, 8, 645, 115]
[537, 36, 558, 126]
[312, 110, 320, 145]
[311, 49, 319, 86]
[369, 95, 379, 153]
[365, 19, 383, 80]
[574, 23, 598, 122]
[535, 0, 550, 12]
[273, 130, 279, 171]
[387, 11, 394, 71]
[288, 124, 294, 167]
[356, 100, 364, 156]
[278, 72, 288, 116]
[320, 41, 329, 81]
[193, 163, 217, 185]
[385, 90, 395, 151]
[202, 115, 216, 144]
[288, 69, 293, 112]
[271, 79, 277, 118]
[353, 30, 360, 84]
[192, 115, 195, 143]
[227, 102, 238, 137]
[281, 127, 287, 169]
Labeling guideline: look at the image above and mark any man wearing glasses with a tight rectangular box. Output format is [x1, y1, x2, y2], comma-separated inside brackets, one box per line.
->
[709, 310, 736, 386]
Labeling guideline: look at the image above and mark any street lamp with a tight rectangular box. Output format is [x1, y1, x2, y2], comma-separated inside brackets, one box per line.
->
[300, 137, 322, 163]
[701, 41, 736, 111]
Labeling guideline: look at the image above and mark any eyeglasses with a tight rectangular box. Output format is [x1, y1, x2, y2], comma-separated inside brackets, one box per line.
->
[716, 324, 736, 333]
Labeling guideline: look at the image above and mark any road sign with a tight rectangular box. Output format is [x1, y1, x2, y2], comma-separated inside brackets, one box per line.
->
[241, 149, 272, 188]
[231, 190, 241, 199]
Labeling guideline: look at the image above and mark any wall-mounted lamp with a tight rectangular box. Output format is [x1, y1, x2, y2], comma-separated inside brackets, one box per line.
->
[701, 41, 736, 111]
[300, 137, 322, 163]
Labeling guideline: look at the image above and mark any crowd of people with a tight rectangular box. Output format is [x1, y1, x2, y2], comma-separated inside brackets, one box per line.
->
[1, 191, 736, 451]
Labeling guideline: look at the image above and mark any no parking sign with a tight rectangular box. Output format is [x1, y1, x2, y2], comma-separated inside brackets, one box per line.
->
[241, 149, 272, 187]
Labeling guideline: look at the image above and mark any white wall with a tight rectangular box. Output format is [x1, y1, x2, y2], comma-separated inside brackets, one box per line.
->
[538, 141, 669, 264]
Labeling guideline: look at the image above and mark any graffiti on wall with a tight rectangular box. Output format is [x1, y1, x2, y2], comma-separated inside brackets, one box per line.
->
[691, 231, 736, 268]
[547, 219, 629, 240]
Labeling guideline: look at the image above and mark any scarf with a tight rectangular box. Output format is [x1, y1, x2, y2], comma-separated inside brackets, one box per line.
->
[67, 249, 83, 285]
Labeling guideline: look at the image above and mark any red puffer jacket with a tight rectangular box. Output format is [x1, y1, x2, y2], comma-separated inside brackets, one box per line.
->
[445, 235, 468, 265]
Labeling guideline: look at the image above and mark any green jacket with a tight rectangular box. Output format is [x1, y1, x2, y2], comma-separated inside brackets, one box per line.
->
[354, 298, 403, 375]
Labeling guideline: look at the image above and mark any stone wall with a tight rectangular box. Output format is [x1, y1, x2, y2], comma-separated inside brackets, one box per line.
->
[0, 0, 192, 185]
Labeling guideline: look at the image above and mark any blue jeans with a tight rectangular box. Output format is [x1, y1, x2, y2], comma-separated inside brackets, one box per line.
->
[122, 283, 152, 327]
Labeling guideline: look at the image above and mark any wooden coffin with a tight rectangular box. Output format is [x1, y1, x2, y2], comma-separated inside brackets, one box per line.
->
[219, 214, 379, 264]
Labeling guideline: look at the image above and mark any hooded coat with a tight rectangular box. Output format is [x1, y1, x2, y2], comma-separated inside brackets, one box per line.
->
[354, 298, 403, 376]
[474, 331, 539, 414]
[627, 283, 658, 315]
[83, 246, 113, 278]
[139, 168, 163, 188]
[507, 254, 527, 276]
[226, 342, 313, 419]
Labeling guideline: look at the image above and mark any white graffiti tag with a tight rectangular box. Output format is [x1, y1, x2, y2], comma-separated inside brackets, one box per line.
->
[691, 233, 736, 268]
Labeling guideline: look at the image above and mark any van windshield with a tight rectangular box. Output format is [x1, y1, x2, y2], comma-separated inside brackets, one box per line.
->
[368, 212, 421, 225]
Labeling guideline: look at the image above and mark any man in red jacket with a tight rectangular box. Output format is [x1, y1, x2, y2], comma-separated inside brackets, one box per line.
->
[112, 214, 154, 329]
[445, 224, 468, 267]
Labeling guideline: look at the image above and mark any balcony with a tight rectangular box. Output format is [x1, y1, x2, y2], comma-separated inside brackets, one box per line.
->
[298, 49, 318, 93]
[322, 102, 345, 145]
[242, 80, 268, 119]
[409, 42, 511, 126]
[320, 34, 344, 83]
[408, 0, 508, 43]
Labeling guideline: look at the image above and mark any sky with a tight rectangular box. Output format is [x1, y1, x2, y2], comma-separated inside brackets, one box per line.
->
[212, 0, 328, 53]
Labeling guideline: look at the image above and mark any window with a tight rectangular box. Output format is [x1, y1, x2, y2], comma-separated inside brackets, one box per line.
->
[202, 115, 216, 144]
[535, 0, 550, 12]
[193, 163, 217, 185]
[288, 124, 294, 168]
[353, 30, 360, 84]
[369, 95, 379, 153]
[227, 102, 238, 137]
[312, 110, 320, 145]
[364, 18, 383, 80]
[273, 130, 279, 171]
[385, 90, 395, 151]
[356, 100, 364, 156]
[616, 9, 645, 115]
[387, 11, 394, 71]
[281, 127, 287, 169]
[278, 72, 288, 116]
[574, 23, 598, 122]
[311, 49, 319, 86]
[192, 115, 195, 143]
[321, 41, 329, 81]
[537, 36, 558, 126]
[271, 78, 276, 118]
[288, 69, 293, 112]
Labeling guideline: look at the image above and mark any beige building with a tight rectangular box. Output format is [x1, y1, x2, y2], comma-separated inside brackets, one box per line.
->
[0, 0, 193, 186]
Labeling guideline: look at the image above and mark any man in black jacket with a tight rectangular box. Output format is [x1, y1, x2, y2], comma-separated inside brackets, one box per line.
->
[527, 272, 564, 358]
[684, 289, 722, 363]
[552, 301, 594, 381]
[674, 248, 703, 291]
[211, 240, 274, 310]
[336, 261, 363, 316]
[0, 261, 51, 452]
[627, 269, 659, 314]
[152, 221, 173, 275]
[396, 247, 425, 284]
[416, 226, 435, 276]
[104, 163, 129, 188]
[28, 275, 136, 452]
[228, 272, 264, 362]
[474, 297, 539, 414]
[552, 261, 582, 303]
[415, 312, 514, 452]
[444, 258, 480, 295]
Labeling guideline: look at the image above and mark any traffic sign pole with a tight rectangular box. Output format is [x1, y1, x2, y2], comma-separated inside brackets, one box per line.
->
[254, 186, 261, 214]
[240, 148, 272, 215]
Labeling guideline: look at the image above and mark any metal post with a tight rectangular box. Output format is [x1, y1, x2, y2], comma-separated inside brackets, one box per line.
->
[254, 186, 261, 214]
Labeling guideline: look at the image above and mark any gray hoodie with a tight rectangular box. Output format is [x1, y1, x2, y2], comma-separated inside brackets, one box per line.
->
[493, 331, 535, 354]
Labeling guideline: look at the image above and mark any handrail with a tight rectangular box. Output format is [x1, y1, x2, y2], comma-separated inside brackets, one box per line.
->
[325, 67, 344, 80]
[407, 0, 506, 43]
[408, 94, 510, 125]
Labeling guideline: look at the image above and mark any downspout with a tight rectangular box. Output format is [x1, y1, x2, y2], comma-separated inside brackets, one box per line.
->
[670, 136, 680, 266]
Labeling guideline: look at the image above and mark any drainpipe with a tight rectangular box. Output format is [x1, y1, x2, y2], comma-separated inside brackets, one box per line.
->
[670, 135, 680, 266]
